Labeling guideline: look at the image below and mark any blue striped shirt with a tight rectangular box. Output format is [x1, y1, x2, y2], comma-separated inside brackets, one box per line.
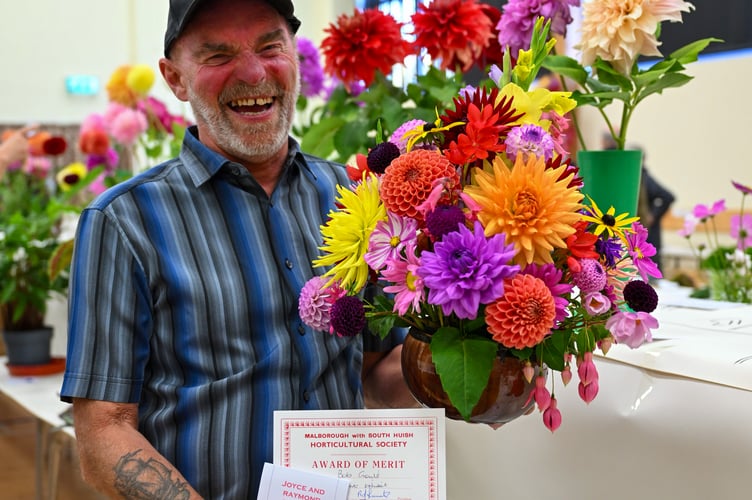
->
[61, 127, 402, 499]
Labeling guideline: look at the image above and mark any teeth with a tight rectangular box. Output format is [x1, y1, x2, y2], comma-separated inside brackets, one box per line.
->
[230, 97, 273, 107]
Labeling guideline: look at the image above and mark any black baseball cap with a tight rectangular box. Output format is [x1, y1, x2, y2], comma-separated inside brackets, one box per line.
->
[164, 0, 301, 56]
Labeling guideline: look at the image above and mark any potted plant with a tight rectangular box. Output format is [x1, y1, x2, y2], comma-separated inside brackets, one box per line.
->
[0, 134, 97, 366]
[541, 0, 721, 216]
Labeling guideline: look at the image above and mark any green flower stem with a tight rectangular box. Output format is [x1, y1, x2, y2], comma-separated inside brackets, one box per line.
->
[554, 73, 588, 151]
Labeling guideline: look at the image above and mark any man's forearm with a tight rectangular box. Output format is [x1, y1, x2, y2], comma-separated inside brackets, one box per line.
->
[73, 401, 203, 499]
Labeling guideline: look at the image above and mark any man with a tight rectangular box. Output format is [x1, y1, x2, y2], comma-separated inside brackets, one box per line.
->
[61, 1, 414, 498]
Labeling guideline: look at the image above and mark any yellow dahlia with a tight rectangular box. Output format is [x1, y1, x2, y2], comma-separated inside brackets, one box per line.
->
[126, 64, 156, 96]
[313, 174, 386, 292]
[577, 0, 694, 76]
[465, 153, 583, 266]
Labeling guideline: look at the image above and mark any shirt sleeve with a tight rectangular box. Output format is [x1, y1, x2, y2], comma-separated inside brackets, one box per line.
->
[60, 207, 151, 403]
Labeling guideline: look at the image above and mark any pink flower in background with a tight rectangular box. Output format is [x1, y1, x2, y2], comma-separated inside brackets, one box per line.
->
[23, 156, 52, 179]
[80, 113, 106, 134]
[692, 199, 725, 220]
[677, 214, 698, 238]
[732, 180, 752, 196]
[731, 214, 752, 249]
[109, 108, 148, 145]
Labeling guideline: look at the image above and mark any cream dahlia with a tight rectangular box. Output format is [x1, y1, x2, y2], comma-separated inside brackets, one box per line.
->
[576, 0, 694, 76]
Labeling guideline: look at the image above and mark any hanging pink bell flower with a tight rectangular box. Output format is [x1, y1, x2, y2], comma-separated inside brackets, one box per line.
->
[543, 397, 562, 433]
[522, 361, 535, 383]
[598, 336, 613, 355]
[533, 375, 551, 412]
[578, 379, 599, 404]
[577, 351, 598, 386]
[560, 364, 572, 386]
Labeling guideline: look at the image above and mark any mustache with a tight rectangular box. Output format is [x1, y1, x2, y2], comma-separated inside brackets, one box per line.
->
[220, 83, 286, 102]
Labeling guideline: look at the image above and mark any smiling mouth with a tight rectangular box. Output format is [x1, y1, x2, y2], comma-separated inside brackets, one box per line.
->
[228, 97, 274, 114]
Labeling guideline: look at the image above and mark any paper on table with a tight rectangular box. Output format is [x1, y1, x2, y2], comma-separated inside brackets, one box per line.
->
[598, 302, 752, 391]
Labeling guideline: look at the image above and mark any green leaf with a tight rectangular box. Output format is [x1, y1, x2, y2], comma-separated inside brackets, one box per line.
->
[300, 115, 347, 159]
[538, 329, 571, 371]
[542, 55, 588, 85]
[632, 60, 681, 88]
[430, 327, 498, 421]
[333, 118, 372, 161]
[592, 59, 632, 91]
[636, 72, 693, 105]
[367, 314, 398, 340]
[669, 37, 724, 65]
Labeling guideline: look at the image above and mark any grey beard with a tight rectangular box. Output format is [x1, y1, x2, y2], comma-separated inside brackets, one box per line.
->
[187, 83, 296, 163]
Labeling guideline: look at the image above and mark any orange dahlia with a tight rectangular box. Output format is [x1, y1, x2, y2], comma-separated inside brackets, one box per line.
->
[486, 274, 556, 350]
[411, 0, 495, 72]
[106, 65, 138, 107]
[380, 149, 459, 221]
[465, 153, 583, 266]
[321, 9, 412, 91]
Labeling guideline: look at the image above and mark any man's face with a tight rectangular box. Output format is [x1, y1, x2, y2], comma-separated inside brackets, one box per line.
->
[163, 0, 299, 165]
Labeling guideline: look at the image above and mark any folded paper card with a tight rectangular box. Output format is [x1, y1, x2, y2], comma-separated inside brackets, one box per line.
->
[257, 462, 350, 500]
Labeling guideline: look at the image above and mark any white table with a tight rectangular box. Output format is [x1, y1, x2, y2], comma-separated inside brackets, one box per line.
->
[0, 358, 71, 500]
[444, 282, 752, 500]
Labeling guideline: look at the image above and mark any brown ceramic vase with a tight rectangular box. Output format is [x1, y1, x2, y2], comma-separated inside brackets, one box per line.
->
[401, 329, 542, 424]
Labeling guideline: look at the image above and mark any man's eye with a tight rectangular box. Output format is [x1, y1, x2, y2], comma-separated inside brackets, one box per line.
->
[206, 53, 231, 64]
[262, 43, 284, 52]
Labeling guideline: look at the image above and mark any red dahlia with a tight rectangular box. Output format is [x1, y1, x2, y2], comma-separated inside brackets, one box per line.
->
[321, 9, 412, 92]
[411, 0, 496, 72]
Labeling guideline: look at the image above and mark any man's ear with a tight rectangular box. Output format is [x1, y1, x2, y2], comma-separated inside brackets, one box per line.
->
[159, 58, 189, 102]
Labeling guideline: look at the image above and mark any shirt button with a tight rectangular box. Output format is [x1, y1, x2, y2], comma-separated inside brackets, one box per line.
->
[303, 391, 310, 403]
[231, 166, 241, 176]
[285, 259, 293, 269]
[298, 324, 306, 336]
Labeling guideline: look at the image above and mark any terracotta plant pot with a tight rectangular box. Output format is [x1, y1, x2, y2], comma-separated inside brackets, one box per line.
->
[401, 329, 542, 424]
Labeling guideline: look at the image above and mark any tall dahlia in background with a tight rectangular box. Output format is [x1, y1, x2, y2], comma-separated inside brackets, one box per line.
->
[297, 36, 326, 98]
[497, 0, 580, 57]
[411, 0, 497, 72]
[320, 9, 412, 92]
[577, 0, 694, 76]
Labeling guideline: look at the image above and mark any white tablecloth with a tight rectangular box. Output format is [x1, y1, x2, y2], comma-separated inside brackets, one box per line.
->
[445, 282, 752, 500]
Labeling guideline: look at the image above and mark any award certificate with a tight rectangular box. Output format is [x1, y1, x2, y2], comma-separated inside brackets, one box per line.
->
[274, 408, 445, 500]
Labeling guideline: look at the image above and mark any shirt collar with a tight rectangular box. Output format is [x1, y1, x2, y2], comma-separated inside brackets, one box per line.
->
[179, 126, 310, 186]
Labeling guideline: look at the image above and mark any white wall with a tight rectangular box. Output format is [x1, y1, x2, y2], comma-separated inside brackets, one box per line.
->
[577, 49, 752, 215]
[0, 0, 354, 124]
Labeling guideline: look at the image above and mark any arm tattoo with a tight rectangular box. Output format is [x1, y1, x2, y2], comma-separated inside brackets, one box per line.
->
[113, 449, 191, 499]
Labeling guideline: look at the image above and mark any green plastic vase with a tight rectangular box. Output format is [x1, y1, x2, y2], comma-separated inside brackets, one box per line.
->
[576, 149, 643, 217]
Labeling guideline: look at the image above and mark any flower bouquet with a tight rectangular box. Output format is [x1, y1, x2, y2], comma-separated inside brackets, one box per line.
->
[679, 180, 752, 303]
[298, 10, 662, 432]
